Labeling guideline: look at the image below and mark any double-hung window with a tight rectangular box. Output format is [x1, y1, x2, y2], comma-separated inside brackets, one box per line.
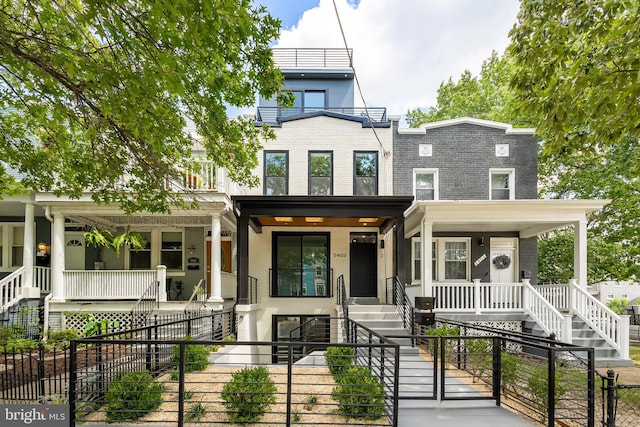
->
[414, 169, 438, 200]
[129, 231, 152, 270]
[0, 224, 24, 269]
[490, 169, 514, 200]
[410, 238, 470, 282]
[354, 152, 378, 195]
[309, 151, 333, 195]
[264, 151, 288, 195]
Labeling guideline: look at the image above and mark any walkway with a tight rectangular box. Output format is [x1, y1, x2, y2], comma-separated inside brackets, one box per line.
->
[395, 348, 535, 427]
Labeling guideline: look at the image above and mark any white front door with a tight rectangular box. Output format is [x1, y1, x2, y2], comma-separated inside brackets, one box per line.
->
[65, 232, 85, 270]
[490, 238, 517, 283]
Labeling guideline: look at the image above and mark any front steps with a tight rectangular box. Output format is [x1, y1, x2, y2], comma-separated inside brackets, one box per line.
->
[347, 303, 415, 349]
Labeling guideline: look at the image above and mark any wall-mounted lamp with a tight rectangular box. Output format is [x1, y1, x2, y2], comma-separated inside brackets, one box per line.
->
[479, 237, 485, 247]
[37, 241, 50, 255]
[188, 244, 196, 255]
[380, 239, 385, 249]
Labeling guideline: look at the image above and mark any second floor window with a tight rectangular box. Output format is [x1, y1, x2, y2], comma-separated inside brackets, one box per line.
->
[354, 152, 378, 195]
[282, 90, 326, 116]
[265, 151, 288, 195]
[490, 169, 514, 200]
[309, 152, 333, 195]
[414, 169, 438, 200]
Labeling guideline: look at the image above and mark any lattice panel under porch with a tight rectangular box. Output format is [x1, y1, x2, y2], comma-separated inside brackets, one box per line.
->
[63, 311, 135, 332]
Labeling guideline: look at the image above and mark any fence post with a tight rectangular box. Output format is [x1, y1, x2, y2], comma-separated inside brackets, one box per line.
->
[492, 337, 501, 404]
[286, 344, 293, 426]
[177, 342, 186, 427]
[548, 348, 556, 427]
[69, 340, 77, 427]
[38, 342, 45, 401]
[606, 369, 616, 427]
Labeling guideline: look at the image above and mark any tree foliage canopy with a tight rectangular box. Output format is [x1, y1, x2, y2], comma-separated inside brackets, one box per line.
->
[0, 0, 287, 213]
[509, 0, 640, 158]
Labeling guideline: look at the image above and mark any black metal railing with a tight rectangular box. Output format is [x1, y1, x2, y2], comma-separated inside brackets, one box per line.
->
[385, 276, 413, 334]
[268, 268, 332, 297]
[257, 106, 388, 124]
[337, 274, 348, 319]
[130, 280, 159, 329]
[248, 275, 258, 304]
[184, 279, 207, 314]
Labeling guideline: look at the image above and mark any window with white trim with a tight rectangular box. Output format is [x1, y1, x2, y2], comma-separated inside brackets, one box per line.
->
[0, 224, 26, 269]
[490, 169, 514, 200]
[413, 169, 438, 200]
[410, 238, 469, 282]
[126, 230, 183, 271]
[129, 231, 151, 270]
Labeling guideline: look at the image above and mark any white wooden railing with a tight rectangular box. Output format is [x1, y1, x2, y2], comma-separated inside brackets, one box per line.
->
[164, 160, 219, 192]
[536, 284, 570, 311]
[34, 266, 51, 293]
[1, 267, 25, 311]
[63, 270, 157, 300]
[570, 279, 629, 358]
[522, 280, 572, 343]
[432, 280, 524, 313]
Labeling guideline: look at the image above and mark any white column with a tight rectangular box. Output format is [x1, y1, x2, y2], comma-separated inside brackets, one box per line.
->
[573, 219, 588, 288]
[421, 219, 433, 297]
[208, 212, 224, 306]
[22, 202, 35, 287]
[157, 265, 167, 302]
[50, 212, 65, 301]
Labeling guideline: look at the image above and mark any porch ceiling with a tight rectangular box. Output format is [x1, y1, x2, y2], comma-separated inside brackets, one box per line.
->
[404, 199, 610, 238]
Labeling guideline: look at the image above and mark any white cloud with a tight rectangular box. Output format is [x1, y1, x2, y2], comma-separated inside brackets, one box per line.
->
[273, 0, 520, 116]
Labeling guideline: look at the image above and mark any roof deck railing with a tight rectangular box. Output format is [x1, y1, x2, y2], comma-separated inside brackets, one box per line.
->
[272, 48, 353, 69]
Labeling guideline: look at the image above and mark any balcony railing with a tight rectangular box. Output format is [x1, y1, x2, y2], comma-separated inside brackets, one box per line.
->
[164, 160, 218, 192]
[256, 106, 388, 124]
[272, 48, 353, 69]
[63, 270, 157, 300]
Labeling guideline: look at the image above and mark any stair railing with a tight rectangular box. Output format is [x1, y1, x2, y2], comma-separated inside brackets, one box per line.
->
[388, 276, 414, 334]
[522, 279, 572, 342]
[184, 279, 207, 314]
[130, 280, 159, 329]
[1, 266, 26, 316]
[337, 275, 348, 318]
[569, 279, 628, 359]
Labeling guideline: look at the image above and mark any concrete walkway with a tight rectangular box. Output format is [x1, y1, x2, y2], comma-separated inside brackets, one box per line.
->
[395, 348, 536, 427]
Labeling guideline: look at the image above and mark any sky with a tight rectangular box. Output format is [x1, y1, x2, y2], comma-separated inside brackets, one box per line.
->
[255, 0, 521, 119]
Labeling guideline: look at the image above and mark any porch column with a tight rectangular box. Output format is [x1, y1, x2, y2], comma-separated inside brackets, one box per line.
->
[421, 219, 433, 298]
[573, 219, 588, 288]
[50, 212, 65, 301]
[208, 212, 224, 307]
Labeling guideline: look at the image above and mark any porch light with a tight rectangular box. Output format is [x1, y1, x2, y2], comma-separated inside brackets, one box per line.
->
[274, 217, 293, 222]
[305, 217, 324, 223]
[37, 242, 50, 254]
[358, 217, 377, 223]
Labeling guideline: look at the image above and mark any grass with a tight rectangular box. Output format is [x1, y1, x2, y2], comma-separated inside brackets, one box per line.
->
[629, 342, 640, 367]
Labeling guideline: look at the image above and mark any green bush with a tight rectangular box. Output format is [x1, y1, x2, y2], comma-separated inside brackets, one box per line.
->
[465, 338, 492, 383]
[500, 350, 519, 395]
[325, 346, 355, 376]
[527, 365, 566, 421]
[1, 338, 39, 353]
[330, 365, 385, 420]
[172, 338, 209, 372]
[47, 328, 79, 346]
[105, 371, 163, 421]
[221, 366, 277, 424]
[606, 298, 629, 315]
[423, 324, 460, 336]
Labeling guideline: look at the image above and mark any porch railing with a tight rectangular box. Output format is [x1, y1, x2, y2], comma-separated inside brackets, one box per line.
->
[432, 280, 524, 313]
[0, 267, 25, 312]
[164, 160, 218, 192]
[536, 283, 571, 311]
[64, 270, 157, 300]
[247, 275, 258, 304]
[34, 266, 51, 293]
[522, 279, 572, 342]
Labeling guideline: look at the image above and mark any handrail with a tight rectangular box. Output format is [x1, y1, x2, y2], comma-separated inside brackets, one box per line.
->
[184, 279, 207, 314]
[337, 275, 348, 319]
[248, 275, 258, 304]
[570, 280, 628, 358]
[130, 280, 159, 329]
[1, 266, 25, 313]
[522, 279, 571, 342]
[388, 277, 414, 334]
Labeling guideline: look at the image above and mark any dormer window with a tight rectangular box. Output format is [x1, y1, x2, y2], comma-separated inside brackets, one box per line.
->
[282, 90, 326, 116]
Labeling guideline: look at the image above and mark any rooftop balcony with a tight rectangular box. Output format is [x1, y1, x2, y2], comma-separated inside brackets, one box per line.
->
[272, 48, 353, 69]
[256, 106, 388, 125]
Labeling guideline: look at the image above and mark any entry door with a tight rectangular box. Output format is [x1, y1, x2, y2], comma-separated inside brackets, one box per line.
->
[490, 238, 518, 283]
[349, 233, 377, 297]
[65, 232, 85, 270]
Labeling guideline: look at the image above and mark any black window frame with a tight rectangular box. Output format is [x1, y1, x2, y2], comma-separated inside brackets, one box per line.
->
[353, 151, 378, 195]
[281, 89, 327, 116]
[264, 150, 289, 195]
[271, 232, 331, 298]
[308, 151, 333, 196]
[271, 314, 330, 364]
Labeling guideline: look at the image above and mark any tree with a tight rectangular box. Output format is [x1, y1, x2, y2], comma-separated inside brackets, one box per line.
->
[0, 0, 289, 214]
[509, 0, 640, 160]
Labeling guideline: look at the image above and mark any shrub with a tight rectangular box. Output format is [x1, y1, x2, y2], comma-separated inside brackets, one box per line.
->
[527, 365, 566, 422]
[500, 350, 519, 396]
[221, 366, 276, 424]
[47, 328, 79, 346]
[185, 401, 207, 421]
[330, 365, 385, 420]
[465, 338, 492, 383]
[172, 337, 209, 372]
[607, 298, 629, 315]
[325, 346, 355, 377]
[105, 371, 163, 421]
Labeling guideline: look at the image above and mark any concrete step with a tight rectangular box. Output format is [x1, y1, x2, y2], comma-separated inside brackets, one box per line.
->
[350, 319, 405, 329]
[348, 297, 380, 305]
[348, 304, 398, 313]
